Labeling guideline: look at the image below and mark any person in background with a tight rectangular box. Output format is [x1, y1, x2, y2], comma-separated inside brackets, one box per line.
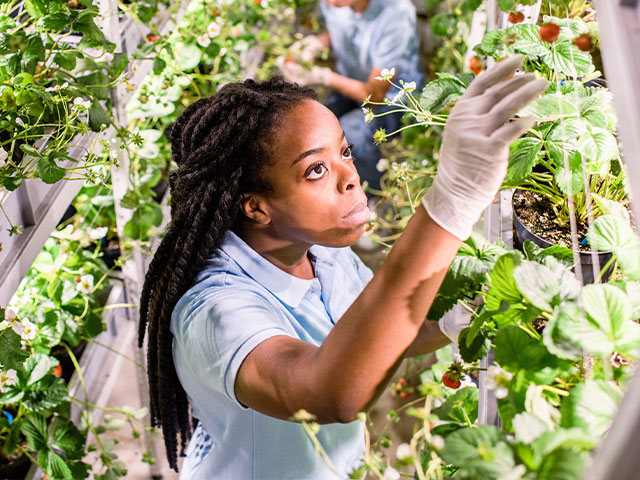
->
[280, 0, 424, 194]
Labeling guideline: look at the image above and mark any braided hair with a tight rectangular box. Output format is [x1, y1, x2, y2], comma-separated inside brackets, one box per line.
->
[138, 77, 317, 470]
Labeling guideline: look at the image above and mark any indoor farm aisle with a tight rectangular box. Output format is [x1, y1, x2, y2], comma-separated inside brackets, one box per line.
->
[1, 0, 640, 479]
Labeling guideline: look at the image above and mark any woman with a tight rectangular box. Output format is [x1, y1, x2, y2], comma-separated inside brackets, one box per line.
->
[139, 55, 546, 479]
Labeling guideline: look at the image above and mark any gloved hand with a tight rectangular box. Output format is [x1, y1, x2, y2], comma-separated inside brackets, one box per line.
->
[422, 55, 548, 240]
[278, 57, 331, 86]
[438, 299, 481, 343]
[289, 35, 325, 63]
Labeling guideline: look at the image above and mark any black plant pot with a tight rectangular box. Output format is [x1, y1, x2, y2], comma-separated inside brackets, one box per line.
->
[512, 192, 613, 285]
[0, 452, 31, 479]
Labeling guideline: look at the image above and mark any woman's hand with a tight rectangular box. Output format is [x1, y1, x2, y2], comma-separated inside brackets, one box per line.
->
[422, 54, 548, 241]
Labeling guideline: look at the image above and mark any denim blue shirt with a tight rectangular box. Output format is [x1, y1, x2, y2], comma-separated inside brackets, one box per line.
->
[171, 231, 373, 479]
[320, 0, 424, 92]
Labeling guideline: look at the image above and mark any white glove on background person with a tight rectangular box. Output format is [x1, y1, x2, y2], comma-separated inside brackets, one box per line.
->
[289, 35, 325, 63]
[422, 55, 548, 240]
[278, 58, 331, 86]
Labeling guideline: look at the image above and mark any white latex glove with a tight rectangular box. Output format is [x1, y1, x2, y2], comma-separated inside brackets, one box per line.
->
[290, 35, 325, 63]
[438, 298, 482, 343]
[278, 58, 331, 86]
[422, 55, 548, 240]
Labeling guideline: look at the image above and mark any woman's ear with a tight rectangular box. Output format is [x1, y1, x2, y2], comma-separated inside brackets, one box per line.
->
[240, 194, 271, 224]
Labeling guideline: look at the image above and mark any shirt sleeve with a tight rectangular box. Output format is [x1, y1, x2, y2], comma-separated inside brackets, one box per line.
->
[173, 290, 291, 407]
[370, 8, 417, 74]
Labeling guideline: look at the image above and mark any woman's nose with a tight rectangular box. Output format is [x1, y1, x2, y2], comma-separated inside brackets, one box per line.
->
[337, 160, 360, 192]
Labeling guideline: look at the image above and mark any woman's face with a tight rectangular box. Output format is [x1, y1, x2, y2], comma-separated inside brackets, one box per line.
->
[257, 99, 369, 248]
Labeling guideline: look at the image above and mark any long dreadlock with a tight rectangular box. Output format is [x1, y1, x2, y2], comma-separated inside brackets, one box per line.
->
[138, 77, 318, 470]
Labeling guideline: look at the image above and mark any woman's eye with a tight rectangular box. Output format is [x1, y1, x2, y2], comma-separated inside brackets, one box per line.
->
[343, 144, 354, 160]
[305, 163, 327, 180]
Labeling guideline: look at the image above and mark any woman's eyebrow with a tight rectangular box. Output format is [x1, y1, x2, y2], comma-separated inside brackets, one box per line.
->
[291, 132, 346, 167]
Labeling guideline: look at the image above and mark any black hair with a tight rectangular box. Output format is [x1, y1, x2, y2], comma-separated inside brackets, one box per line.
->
[138, 77, 318, 470]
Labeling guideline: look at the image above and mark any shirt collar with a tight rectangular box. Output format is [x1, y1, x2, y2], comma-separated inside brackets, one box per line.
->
[220, 231, 314, 309]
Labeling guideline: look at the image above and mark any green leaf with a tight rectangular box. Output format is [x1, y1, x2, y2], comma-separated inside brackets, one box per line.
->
[523, 96, 579, 123]
[53, 51, 77, 70]
[440, 425, 509, 471]
[505, 137, 542, 185]
[537, 448, 587, 480]
[22, 375, 67, 412]
[542, 41, 592, 77]
[474, 29, 505, 57]
[41, 12, 69, 31]
[459, 325, 491, 363]
[40, 449, 73, 479]
[88, 101, 111, 131]
[510, 24, 550, 57]
[542, 304, 584, 360]
[497, 0, 516, 11]
[30, 310, 64, 354]
[591, 194, 629, 223]
[581, 283, 640, 357]
[432, 387, 478, 424]
[24, 0, 47, 18]
[37, 155, 66, 184]
[152, 57, 166, 75]
[77, 72, 110, 100]
[588, 215, 640, 280]
[513, 260, 580, 312]
[485, 253, 532, 325]
[0, 328, 29, 370]
[419, 76, 467, 114]
[50, 417, 86, 460]
[554, 150, 584, 195]
[523, 241, 574, 266]
[23, 353, 58, 386]
[21, 414, 48, 451]
[561, 380, 621, 437]
[579, 126, 617, 175]
[494, 325, 572, 384]
[110, 52, 128, 77]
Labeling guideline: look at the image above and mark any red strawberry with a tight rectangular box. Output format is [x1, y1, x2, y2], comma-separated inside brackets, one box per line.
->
[146, 34, 159, 42]
[508, 11, 524, 24]
[573, 34, 594, 52]
[254, 0, 261, 4]
[539, 23, 560, 43]
[52, 364, 63, 377]
[469, 56, 483, 75]
[285, 56, 294, 63]
[442, 372, 461, 389]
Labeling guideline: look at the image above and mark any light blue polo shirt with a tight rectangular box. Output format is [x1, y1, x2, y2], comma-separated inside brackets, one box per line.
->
[320, 0, 424, 92]
[171, 230, 374, 479]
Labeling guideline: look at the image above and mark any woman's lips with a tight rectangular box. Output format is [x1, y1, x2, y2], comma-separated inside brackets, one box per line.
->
[341, 201, 370, 225]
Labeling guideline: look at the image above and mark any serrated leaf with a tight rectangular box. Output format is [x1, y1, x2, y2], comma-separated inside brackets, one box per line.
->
[440, 425, 503, 465]
[542, 304, 584, 360]
[542, 41, 592, 77]
[513, 260, 580, 312]
[494, 325, 572, 384]
[433, 387, 478, 425]
[578, 126, 617, 175]
[554, 150, 584, 195]
[505, 137, 542, 185]
[474, 29, 505, 56]
[37, 155, 66, 184]
[0, 328, 29, 370]
[53, 52, 76, 70]
[419, 77, 467, 114]
[588, 215, 640, 280]
[50, 417, 85, 460]
[561, 380, 621, 437]
[40, 449, 73, 479]
[41, 13, 69, 31]
[458, 327, 491, 362]
[88, 102, 111, 131]
[21, 414, 48, 451]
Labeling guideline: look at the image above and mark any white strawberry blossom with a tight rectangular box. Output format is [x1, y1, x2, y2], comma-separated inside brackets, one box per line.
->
[207, 21, 221, 38]
[77, 274, 94, 295]
[382, 467, 400, 480]
[392, 90, 404, 103]
[376, 158, 390, 172]
[486, 365, 513, 399]
[402, 81, 416, 93]
[430, 435, 445, 450]
[0, 368, 17, 393]
[20, 319, 37, 341]
[0, 147, 7, 167]
[72, 97, 91, 111]
[375, 68, 396, 81]
[361, 107, 374, 124]
[395, 442, 412, 460]
[197, 34, 211, 48]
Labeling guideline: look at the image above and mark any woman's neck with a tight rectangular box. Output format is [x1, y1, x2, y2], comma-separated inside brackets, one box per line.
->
[236, 227, 315, 280]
